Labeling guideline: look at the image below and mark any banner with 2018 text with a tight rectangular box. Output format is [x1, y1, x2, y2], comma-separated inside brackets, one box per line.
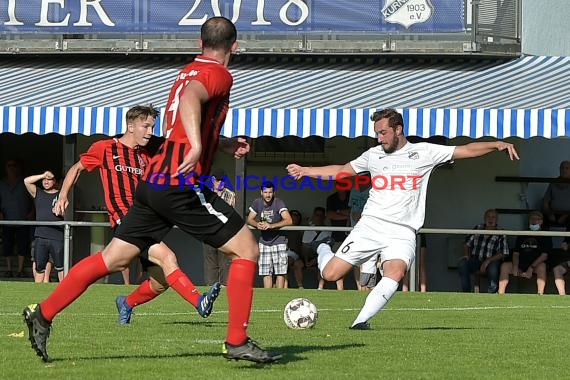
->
[0, 0, 464, 33]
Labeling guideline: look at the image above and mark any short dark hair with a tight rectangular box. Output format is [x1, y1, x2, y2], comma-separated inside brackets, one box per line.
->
[529, 210, 543, 220]
[212, 168, 227, 180]
[261, 182, 274, 190]
[370, 108, 404, 130]
[126, 104, 159, 124]
[201, 17, 237, 51]
[5, 159, 22, 168]
[313, 206, 325, 215]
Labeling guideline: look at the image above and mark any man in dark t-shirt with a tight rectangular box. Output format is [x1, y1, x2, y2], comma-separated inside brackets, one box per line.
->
[24, 171, 63, 283]
[247, 182, 292, 289]
[498, 211, 551, 294]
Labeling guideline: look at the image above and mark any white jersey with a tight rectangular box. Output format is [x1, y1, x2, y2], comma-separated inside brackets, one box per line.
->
[350, 141, 455, 232]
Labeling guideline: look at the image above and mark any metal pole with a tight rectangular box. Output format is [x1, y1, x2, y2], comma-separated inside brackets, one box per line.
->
[471, 0, 480, 51]
[234, 145, 247, 218]
[408, 234, 419, 292]
[63, 223, 71, 277]
[516, 0, 521, 41]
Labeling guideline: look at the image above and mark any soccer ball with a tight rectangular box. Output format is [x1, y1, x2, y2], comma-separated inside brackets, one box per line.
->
[283, 298, 318, 329]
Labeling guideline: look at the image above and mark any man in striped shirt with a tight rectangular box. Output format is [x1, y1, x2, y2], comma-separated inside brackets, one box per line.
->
[52, 105, 220, 324]
[24, 17, 280, 364]
[458, 209, 509, 293]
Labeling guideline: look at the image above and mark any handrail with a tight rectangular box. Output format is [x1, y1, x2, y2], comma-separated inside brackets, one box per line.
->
[2, 220, 568, 285]
[495, 176, 570, 183]
[0, 220, 110, 227]
[4, 220, 568, 236]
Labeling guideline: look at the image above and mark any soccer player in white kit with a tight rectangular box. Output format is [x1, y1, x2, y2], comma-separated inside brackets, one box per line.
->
[287, 108, 519, 329]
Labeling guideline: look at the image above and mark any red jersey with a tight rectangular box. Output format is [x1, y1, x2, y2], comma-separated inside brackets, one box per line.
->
[143, 55, 232, 186]
[80, 138, 149, 228]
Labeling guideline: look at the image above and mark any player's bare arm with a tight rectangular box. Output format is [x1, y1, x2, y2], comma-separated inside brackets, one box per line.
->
[286, 163, 356, 180]
[246, 209, 258, 228]
[219, 137, 250, 159]
[53, 161, 85, 216]
[24, 171, 53, 198]
[176, 80, 209, 176]
[268, 210, 293, 230]
[452, 141, 519, 160]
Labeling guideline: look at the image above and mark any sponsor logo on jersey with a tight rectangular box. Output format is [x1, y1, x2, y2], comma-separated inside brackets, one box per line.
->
[115, 165, 143, 175]
[408, 151, 419, 160]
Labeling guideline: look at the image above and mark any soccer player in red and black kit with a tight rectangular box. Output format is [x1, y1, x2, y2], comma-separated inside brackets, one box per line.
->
[52, 105, 221, 325]
[23, 17, 281, 364]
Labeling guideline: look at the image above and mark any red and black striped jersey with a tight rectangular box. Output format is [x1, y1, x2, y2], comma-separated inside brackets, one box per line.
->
[80, 138, 149, 228]
[142, 55, 232, 186]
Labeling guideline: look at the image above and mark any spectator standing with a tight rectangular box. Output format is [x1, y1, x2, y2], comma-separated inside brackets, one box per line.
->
[24, 171, 64, 283]
[247, 182, 292, 288]
[542, 160, 570, 230]
[0, 159, 33, 278]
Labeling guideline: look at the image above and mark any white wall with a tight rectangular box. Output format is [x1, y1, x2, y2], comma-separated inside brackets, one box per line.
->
[522, 0, 570, 56]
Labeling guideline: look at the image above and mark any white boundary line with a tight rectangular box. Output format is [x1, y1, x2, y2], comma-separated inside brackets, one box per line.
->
[2, 304, 570, 317]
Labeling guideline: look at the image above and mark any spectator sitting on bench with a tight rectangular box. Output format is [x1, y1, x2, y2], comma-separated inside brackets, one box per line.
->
[542, 160, 570, 230]
[552, 237, 570, 295]
[458, 209, 508, 293]
[498, 211, 551, 295]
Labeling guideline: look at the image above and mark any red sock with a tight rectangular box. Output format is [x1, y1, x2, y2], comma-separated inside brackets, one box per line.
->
[125, 279, 159, 308]
[225, 259, 256, 346]
[40, 252, 109, 322]
[166, 269, 200, 307]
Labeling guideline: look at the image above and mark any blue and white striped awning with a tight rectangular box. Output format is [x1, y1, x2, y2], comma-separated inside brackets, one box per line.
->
[0, 55, 568, 139]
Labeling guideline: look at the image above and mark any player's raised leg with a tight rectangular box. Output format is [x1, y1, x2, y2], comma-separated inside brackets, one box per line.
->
[148, 242, 222, 318]
[115, 242, 221, 324]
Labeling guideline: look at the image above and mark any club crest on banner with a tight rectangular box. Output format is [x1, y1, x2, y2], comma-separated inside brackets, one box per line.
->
[381, 0, 434, 29]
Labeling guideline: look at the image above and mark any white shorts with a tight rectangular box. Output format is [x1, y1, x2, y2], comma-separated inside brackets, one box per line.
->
[335, 216, 416, 269]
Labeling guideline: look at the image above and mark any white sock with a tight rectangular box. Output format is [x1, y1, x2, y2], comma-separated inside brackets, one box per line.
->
[317, 243, 334, 277]
[351, 277, 399, 326]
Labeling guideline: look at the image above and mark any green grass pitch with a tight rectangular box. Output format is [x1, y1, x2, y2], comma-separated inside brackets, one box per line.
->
[2, 282, 570, 379]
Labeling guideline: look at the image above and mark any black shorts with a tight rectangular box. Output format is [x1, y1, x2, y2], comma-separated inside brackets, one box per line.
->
[560, 261, 570, 272]
[115, 181, 243, 252]
[518, 253, 542, 273]
[112, 225, 156, 270]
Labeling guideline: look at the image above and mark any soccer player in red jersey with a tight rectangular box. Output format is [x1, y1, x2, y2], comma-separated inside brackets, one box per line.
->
[23, 17, 281, 364]
[52, 105, 221, 324]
